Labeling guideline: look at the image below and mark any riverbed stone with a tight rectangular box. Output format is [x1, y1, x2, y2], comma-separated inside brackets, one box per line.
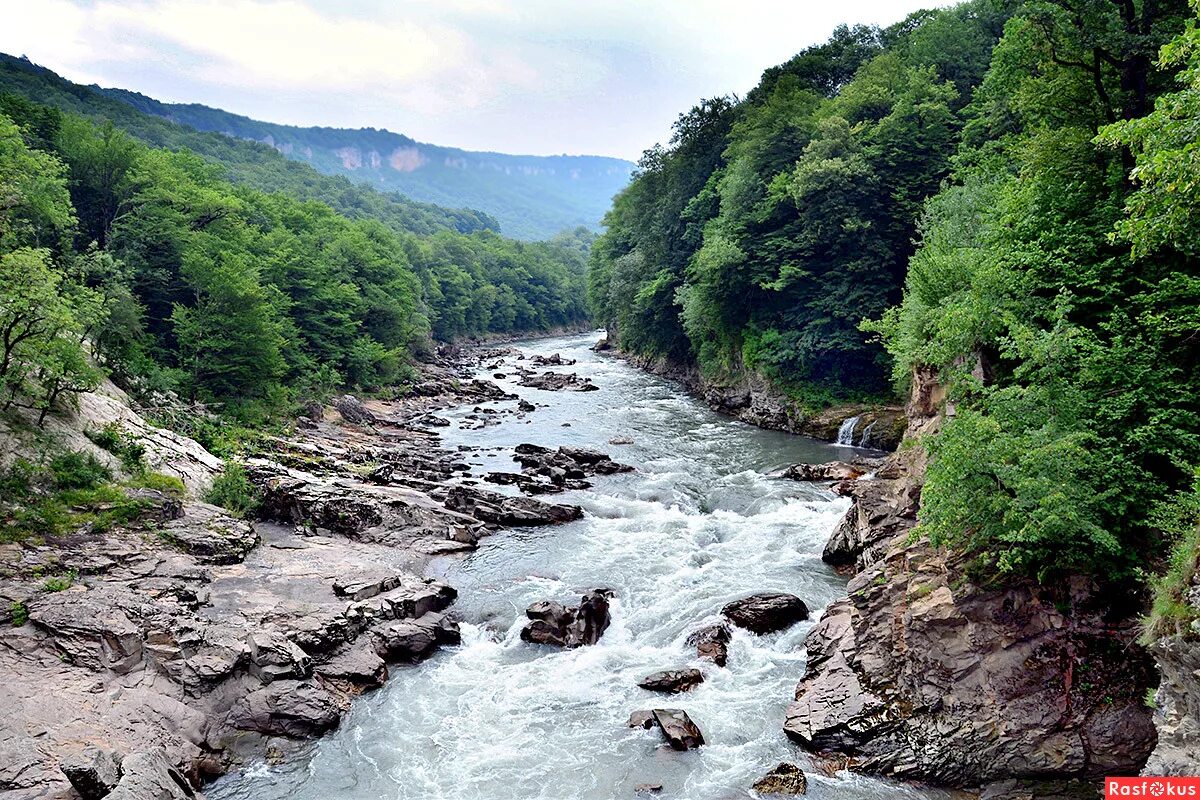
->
[521, 589, 612, 648]
[637, 669, 704, 694]
[685, 623, 731, 667]
[651, 709, 704, 750]
[721, 593, 809, 634]
[752, 762, 808, 795]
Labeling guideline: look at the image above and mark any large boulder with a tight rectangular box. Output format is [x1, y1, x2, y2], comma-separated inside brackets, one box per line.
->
[520, 589, 612, 648]
[721, 593, 809, 634]
[104, 749, 195, 800]
[334, 395, 377, 426]
[445, 485, 583, 527]
[59, 746, 122, 799]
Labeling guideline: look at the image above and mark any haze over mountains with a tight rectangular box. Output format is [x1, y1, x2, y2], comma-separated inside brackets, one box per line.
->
[0, 53, 633, 240]
[101, 88, 635, 240]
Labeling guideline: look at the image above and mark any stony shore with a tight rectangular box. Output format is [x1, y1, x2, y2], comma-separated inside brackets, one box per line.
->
[0, 344, 591, 799]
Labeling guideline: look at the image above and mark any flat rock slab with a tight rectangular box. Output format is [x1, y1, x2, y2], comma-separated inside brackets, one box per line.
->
[722, 593, 809, 634]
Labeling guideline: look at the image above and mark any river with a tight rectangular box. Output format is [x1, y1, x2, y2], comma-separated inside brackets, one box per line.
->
[209, 332, 943, 800]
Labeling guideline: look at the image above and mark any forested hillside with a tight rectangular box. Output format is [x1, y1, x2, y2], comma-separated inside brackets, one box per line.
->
[0, 90, 593, 427]
[0, 53, 497, 238]
[591, 0, 1200, 586]
[100, 87, 634, 241]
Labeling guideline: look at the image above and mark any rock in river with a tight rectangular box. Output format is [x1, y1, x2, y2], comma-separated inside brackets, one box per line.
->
[521, 589, 612, 648]
[637, 669, 704, 694]
[752, 763, 808, 795]
[685, 623, 731, 667]
[721, 593, 809, 634]
[628, 709, 705, 751]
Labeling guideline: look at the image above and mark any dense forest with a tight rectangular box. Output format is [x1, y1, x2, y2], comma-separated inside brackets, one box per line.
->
[590, 0, 1200, 591]
[0, 90, 593, 427]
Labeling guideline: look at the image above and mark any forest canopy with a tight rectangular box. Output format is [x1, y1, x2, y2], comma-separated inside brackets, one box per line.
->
[0, 92, 593, 426]
[589, 0, 1200, 582]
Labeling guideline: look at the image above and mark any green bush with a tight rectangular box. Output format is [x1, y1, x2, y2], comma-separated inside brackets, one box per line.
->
[204, 462, 260, 517]
[9, 601, 28, 626]
[41, 570, 76, 592]
[130, 471, 185, 496]
[86, 423, 147, 476]
[48, 452, 111, 491]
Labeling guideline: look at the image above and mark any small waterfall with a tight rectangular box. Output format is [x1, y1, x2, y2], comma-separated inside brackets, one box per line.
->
[858, 419, 878, 448]
[836, 415, 861, 445]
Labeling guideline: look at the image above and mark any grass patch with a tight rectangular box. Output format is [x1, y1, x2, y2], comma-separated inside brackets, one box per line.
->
[1142, 478, 1200, 644]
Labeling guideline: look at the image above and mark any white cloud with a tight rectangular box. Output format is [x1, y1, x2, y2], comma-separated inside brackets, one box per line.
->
[0, 0, 953, 158]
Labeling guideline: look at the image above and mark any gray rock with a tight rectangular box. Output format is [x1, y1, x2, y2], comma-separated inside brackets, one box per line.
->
[334, 395, 377, 426]
[752, 762, 808, 795]
[226, 680, 343, 739]
[520, 590, 612, 648]
[28, 594, 144, 673]
[721, 593, 808, 634]
[445, 485, 583, 527]
[59, 745, 123, 799]
[373, 612, 460, 663]
[161, 502, 258, 565]
[316, 646, 388, 689]
[247, 631, 311, 684]
[651, 709, 704, 750]
[637, 669, 703, 694]
[105, 749, 195, 800]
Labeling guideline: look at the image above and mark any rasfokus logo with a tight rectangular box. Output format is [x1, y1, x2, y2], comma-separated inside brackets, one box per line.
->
[1106, 778, 1200, 797]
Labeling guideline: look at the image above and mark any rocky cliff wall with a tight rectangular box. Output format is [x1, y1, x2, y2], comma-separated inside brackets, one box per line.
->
[784, 367, 1159, 794]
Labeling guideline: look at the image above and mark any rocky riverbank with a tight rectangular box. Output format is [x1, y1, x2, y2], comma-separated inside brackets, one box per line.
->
[597, 339, 907, 450]
[0, 345, 592, 799]
[777, 368, 1162, 797]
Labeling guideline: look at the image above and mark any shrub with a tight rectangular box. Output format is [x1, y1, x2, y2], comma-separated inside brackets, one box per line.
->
[48, 452, 111, 491]
[9, 601, 28, 626]
[41, 570, 76, 592]
[204, 462, 260, 517]
[86, 423, 147, 476]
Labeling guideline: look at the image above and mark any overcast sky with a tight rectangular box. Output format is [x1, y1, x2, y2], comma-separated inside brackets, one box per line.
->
[2, 0, 950, 160]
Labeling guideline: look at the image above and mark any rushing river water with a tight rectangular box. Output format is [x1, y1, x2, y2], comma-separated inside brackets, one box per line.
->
[210, 332, 942, 800]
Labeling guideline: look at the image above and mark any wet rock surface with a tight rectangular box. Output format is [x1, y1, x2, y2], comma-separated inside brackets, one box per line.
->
[520, 589, 613, 648]
[518, 370, 600, 392]
[685, 623, 731, 667]
[752, 762, 808, 795]
[0, 343, 599, 798]
[721, 593, 809, 634]
[637, 669, 704, 694]
[633, 709, 705, 751]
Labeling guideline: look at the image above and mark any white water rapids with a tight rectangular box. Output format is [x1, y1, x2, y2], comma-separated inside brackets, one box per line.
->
[208, 332, 943, 800]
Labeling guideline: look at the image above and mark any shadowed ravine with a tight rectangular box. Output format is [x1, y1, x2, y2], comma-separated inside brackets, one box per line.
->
[208, 333, 943, 800]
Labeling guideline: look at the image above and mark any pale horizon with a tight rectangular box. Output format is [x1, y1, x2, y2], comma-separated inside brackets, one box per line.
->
[1, 0, 951, 160]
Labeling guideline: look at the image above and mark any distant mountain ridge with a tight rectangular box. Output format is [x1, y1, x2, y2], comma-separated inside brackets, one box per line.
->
[100, 87, 634, 240]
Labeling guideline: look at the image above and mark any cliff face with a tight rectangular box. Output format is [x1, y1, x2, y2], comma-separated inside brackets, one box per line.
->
[617, 348, 907, 450]
[1142, 585, 1200, 774]
[785, 368, 1159, 791]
